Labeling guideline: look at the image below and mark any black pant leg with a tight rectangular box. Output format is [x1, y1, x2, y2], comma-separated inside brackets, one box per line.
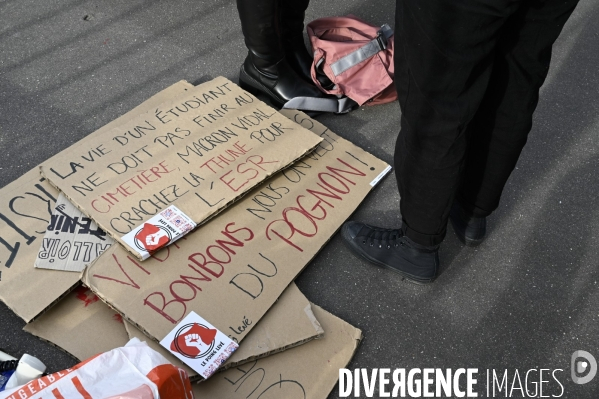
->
[236, 0, 282, 61]
[394, 0, 520, 246]
[280, 0, 310, 40]
[458, 0, 579, 217]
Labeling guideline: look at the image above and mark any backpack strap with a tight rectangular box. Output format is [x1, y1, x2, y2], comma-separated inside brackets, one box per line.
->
[282, 96, 358, 114]
[329, 24, 394, 76]
[282, 23, 393, 114]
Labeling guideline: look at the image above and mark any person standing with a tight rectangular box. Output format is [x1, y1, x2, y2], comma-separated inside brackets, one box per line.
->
[342, 0, 580, 283]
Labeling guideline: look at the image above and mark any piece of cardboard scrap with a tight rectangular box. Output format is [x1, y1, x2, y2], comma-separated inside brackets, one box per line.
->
[83, 109, 390, 368]
[35, 193, 114, 272]
[0, 80, 193, 322]
[41, 77, 323, 260]
[23, 286, 129, 360]
[193, 304, 362, 399]
[125, 283, 324, 380]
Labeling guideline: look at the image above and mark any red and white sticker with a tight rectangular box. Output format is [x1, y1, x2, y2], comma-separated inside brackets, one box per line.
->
[121, 205, 196, 260]
[159, 312, 239, 379]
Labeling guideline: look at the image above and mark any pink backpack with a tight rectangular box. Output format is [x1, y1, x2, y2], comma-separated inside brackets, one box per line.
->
[283, 15, 396, 114]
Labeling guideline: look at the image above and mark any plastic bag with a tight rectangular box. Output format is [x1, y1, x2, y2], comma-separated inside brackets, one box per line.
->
[1, 338, 193, 399]
[0, 353, 46, 392]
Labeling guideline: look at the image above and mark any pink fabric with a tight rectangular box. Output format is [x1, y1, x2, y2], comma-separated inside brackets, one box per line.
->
[307, 15, 397, 106]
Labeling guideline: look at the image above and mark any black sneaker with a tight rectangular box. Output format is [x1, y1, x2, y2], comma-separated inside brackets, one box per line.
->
[449, 201, 487, 247]
[341, 221, 439, 284]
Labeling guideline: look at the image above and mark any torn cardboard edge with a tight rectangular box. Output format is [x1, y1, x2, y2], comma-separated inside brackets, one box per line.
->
[40, 77, 325, 261]
[123, 283, 324, 382]
[125, 320, 324, 384]
[192, 304, 362, 399]
[122, 304, 323, 377]
[22, 334, 79, 362]
[23, 285, 130, 362]
[83, 279, 163, 352]
[24, 280, 81, 324]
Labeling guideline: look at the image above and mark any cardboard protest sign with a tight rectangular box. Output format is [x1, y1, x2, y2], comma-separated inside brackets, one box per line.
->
[23, 286, 129, 360]
[41, 77, 323, 260]
[125, 283, 324, 380]
[35, 193, 114, 272]
[0, 81, 192, 322]
[83, 110, 390, 365]
[0, 170, 76, 322]
[193, 305, 362, 399]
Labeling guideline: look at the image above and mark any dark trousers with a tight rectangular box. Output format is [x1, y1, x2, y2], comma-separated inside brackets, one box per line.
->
[393, 0, 579, 246]
[236, 0, 310, 60]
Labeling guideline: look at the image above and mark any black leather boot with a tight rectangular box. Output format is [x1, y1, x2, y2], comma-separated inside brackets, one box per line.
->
[449, 201, 487, 247]
[236, 0, 325, 108]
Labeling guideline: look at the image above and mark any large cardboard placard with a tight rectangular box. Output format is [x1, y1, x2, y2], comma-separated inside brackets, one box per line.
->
[193, 305, 362, 399]
[83, 110, 390, 350]
[125, 283, 324, 381]
[23, 286, 129, 360]
[0, 170, 75, 322]
[41, 77, 323, 260]
[0, 81, 193, 322]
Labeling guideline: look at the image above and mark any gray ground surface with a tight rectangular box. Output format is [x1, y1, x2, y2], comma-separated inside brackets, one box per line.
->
[1, 0, 598, 397]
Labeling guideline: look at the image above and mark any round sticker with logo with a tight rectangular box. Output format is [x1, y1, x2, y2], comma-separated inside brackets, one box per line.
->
[134, 223, 171, 252]
[170, 323, 218, 359]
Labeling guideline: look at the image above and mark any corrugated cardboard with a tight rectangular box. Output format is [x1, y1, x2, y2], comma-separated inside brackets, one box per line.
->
[83, 110, 389, 351]
[0, 170, 76, 323]
[41, 77, 323, 260]
[125, 283, 324, 381]
[23, 286, 129, 360]
[35, 193, 114, 272]
[0, 80, 192, 322]
[193, 304, 362, 399]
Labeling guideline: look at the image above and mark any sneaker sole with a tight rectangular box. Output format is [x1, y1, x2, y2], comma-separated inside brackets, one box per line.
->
[340, 225, 436, 285]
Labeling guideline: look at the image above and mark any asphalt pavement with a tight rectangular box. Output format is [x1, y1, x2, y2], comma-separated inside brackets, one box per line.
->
[1, 0, 598, 398]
